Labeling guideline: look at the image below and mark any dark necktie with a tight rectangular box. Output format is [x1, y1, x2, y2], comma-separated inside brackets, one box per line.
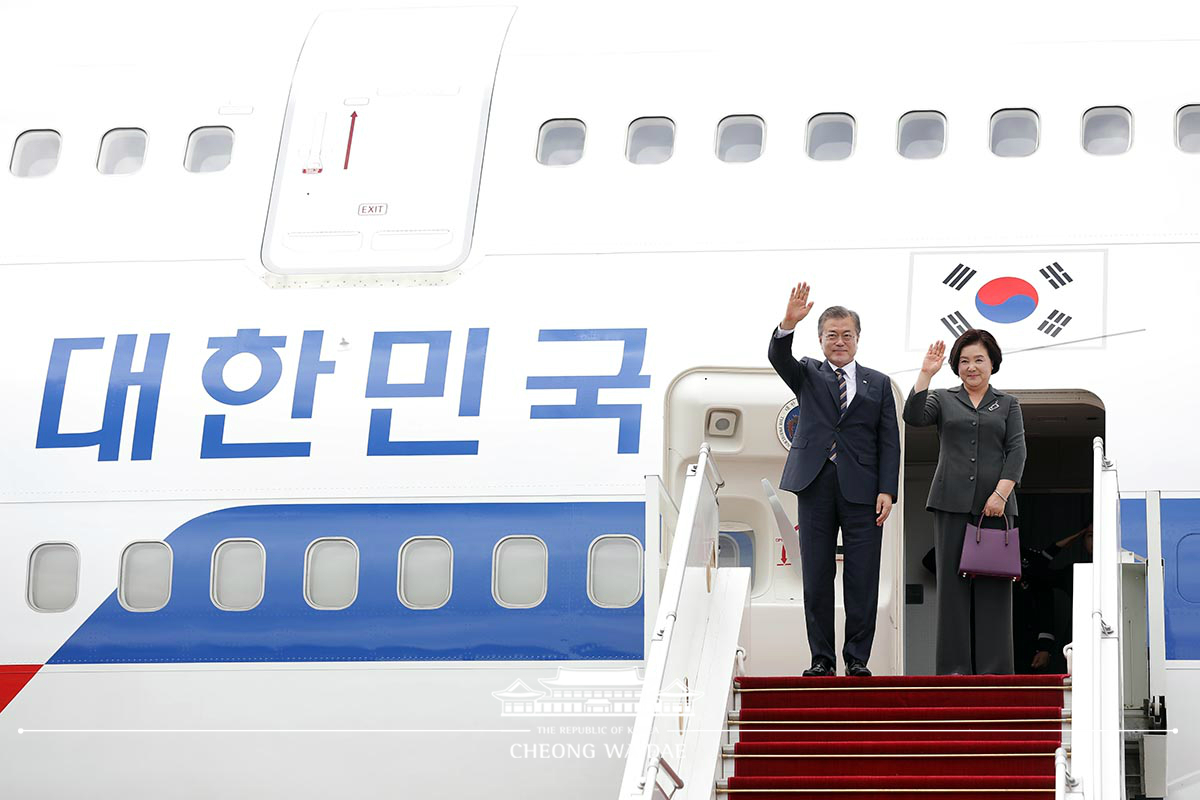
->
[830, 367, 847, 462]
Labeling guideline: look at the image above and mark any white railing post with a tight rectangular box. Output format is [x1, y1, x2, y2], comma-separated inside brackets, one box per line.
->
[1145, 491, 1167, 715]
[645, 476, 680, 656]
[1056, 746, 1078, 798]
[1089, 437, 1105, 800]
[620, 445, 747, 800]
[620, 447, 712, 800]
[1082, 437, 1125, 800]
[1143, 490, 1169, 798]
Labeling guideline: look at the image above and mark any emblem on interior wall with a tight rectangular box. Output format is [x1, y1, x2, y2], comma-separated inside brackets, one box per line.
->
[776, 399, 800, 450]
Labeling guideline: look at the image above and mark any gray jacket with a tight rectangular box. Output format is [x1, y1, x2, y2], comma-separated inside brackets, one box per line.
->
[903, 385, 1026, 516]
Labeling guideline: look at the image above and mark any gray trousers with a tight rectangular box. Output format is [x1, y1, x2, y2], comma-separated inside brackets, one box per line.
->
[933, 510, 1015, 675]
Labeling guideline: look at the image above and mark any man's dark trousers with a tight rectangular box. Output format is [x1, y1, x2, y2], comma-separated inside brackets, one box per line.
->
[796, 460, 883, 666]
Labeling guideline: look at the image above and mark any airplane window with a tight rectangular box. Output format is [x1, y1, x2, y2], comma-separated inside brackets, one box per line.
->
[898, 111, 946, 159]
[536, 119, 586, 166]
[990, 109, 1039, 157]
[10, 130, 62, 178]
[1082, 107, 1131, 156]
[184, 126, 234, 173]
[492, 536, 548, 608]
[716, 115, 764, 163]
[587, 535, 643, 608]
[211, 539, 265, 611]
[97, 128, 147, 175]
[27, 542, 79, 612]
[1176, 105, 1200, 153]
[119, 541, 172, 612]
[304, 538, 359, 610]
[719, 524, 759, 590]
[399, 537, 453, 609]
[626, 117, 675, 165]
[807, 113, 855, 161]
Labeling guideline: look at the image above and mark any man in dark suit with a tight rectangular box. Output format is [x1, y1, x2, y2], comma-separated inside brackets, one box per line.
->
[768, 282, 901, 677]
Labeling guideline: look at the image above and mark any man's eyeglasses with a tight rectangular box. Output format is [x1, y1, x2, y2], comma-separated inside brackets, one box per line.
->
[822, 332, 858, 343]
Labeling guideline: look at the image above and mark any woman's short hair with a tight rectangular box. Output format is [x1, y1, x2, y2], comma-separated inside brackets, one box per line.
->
[949, 329, 1003, 375]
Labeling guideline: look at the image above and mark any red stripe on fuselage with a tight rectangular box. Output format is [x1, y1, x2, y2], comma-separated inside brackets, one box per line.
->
[0, 665, 42, 715]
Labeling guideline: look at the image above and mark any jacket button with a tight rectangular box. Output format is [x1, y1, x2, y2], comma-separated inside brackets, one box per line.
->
[971, 458, 976, 462]
[972, 422, 977, 427]
[971, 440, 976, 445]
[969, 476, 975, 481]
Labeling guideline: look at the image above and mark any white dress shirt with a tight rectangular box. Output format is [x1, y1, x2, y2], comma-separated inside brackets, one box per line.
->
[775, 325, 858, 405]
[830, 359, 858, 406]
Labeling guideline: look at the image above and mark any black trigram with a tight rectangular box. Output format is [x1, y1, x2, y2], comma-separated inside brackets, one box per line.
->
[1037, 309, 1073, 337]
[942, 263, 978, 291]
[1039, 261, 1073, 289]
[940, 311, 971, 337]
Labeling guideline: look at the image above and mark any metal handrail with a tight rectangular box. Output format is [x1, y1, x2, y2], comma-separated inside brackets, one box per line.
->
[1055, 747, 1077, 797]
[1081, 436, 1123, 800]
[698, 442, 725, 491]
[657, 755, 684, 792]
[652, 444, 721, 641]
[1088, 438, 1105, 800]
[639, 754, 684, 800]
[1091, 437, 1111, 635]
[623, 444, 724, 799]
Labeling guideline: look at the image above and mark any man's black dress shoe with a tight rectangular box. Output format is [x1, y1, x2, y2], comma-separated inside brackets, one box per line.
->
[845, 659, 872, 677]
[802, 660, 836, 677]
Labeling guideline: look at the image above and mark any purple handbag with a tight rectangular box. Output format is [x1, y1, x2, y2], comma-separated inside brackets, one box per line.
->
[959, 513, 1022, 581]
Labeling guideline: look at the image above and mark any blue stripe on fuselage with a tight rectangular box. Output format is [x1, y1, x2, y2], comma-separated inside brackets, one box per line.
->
[49, 502, 645, 664]
[1120, 497, 1147, 558]
[1162, 498, 1200, 660]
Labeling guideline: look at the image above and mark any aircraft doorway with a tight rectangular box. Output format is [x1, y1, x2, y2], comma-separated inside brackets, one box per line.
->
[901, 390, 1104, 676]
[664, 367, 907, 677]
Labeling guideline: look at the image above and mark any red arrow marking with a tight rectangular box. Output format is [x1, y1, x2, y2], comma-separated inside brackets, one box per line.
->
[343, 111, 358, 170]
[0, 665, 41, 715]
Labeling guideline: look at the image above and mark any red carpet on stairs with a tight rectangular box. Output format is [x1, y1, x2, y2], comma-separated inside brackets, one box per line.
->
[724, 674, 1068, 799]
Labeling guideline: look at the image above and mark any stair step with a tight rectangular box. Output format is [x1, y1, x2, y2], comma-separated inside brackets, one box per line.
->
[736, 685, 1068, 710]
[721, 775, 1056, 787]
[716, 774, 1056, 798]
[726, 753, 1054, 778]
[725, 740, 1063, 756]
[717, 784, 1053, 798]
[732, 705, 1068, 723]
[736, 727, 1064, 744]
[735, 674, 1068, 689]
[718, 675, 1069, 797]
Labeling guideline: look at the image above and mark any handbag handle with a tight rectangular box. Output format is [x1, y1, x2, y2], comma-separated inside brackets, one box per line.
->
[974, 512, 1011, 545]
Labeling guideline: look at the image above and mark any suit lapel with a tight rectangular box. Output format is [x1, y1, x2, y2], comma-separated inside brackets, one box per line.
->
[949, 384, 998, 410]
[949, 385, 976, 410]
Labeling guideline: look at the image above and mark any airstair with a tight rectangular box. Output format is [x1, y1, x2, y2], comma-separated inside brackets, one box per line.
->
[620, 439, 1167, 800]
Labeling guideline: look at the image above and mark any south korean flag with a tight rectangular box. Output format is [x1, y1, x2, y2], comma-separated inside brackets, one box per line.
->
[905, 250, 1106, 351]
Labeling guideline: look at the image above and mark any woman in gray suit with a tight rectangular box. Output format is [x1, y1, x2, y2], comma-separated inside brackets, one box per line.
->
[904, 329, 1027, 675]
